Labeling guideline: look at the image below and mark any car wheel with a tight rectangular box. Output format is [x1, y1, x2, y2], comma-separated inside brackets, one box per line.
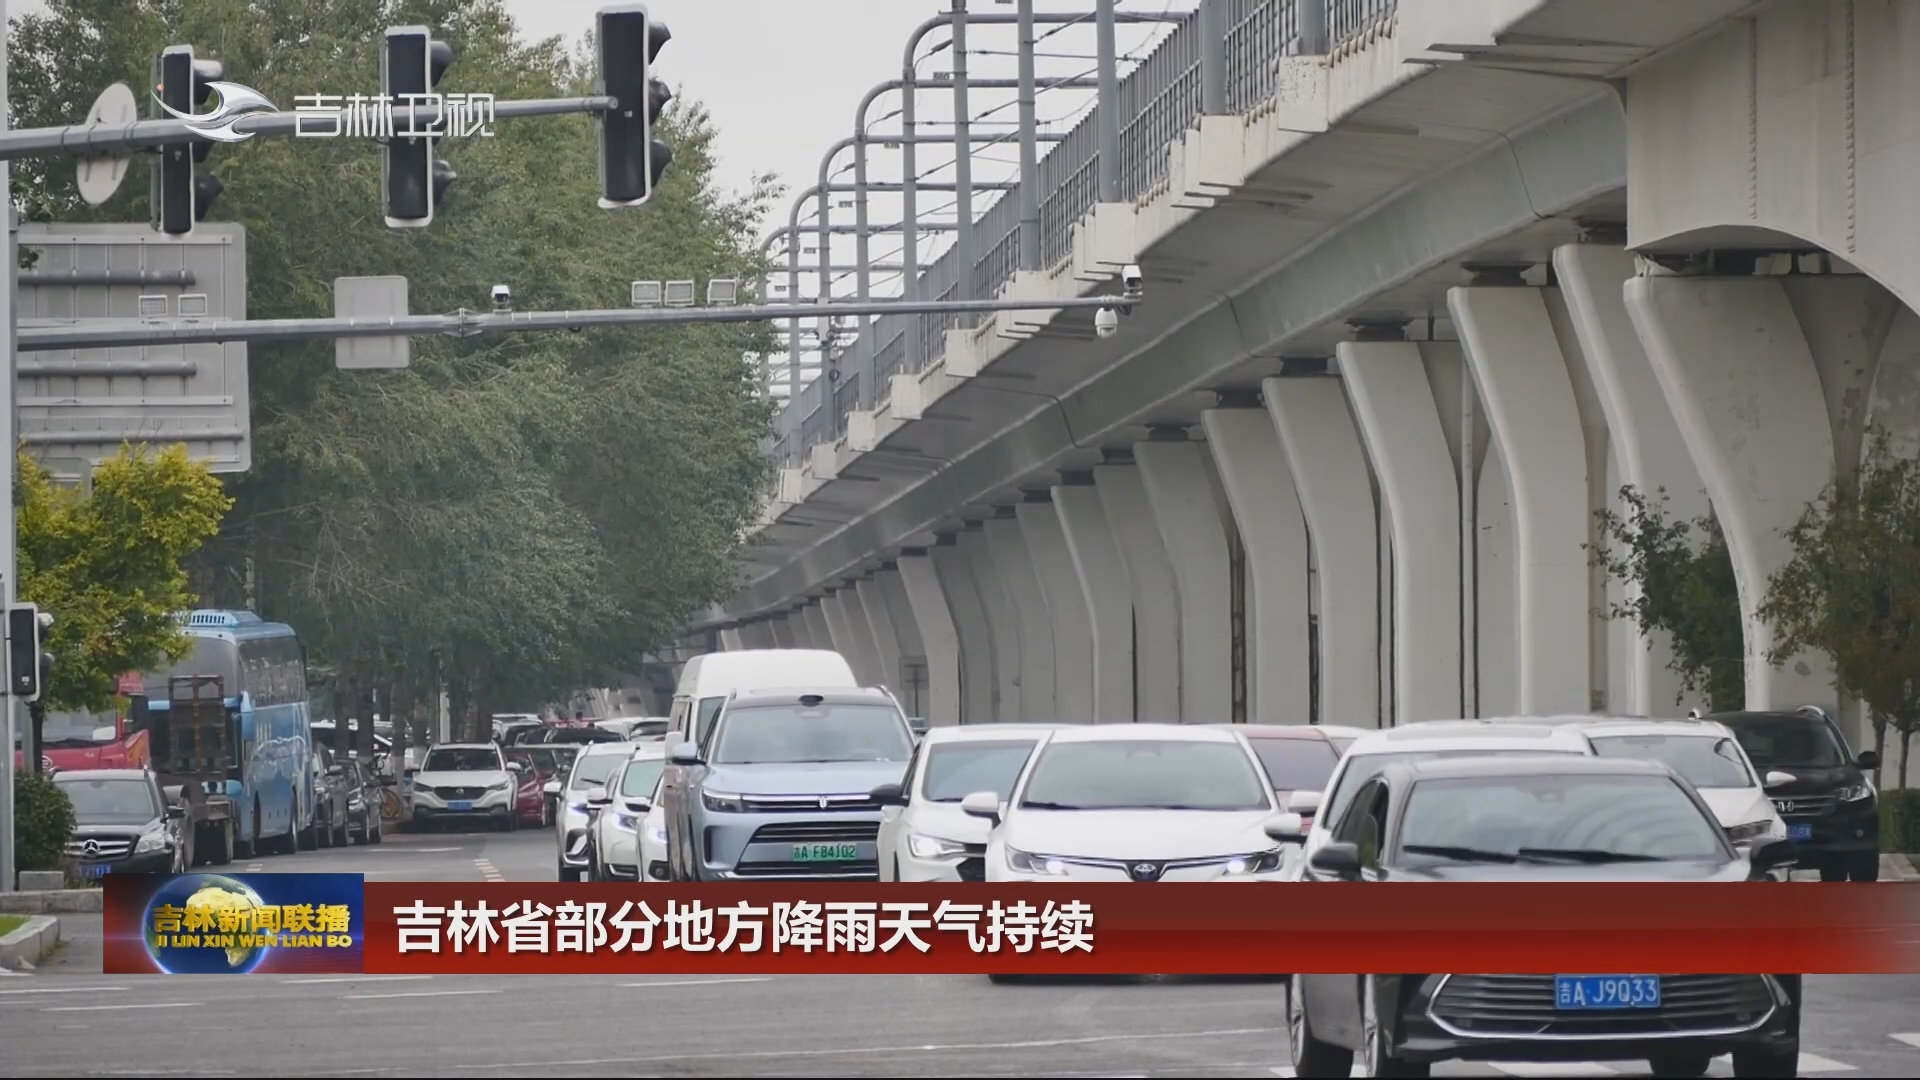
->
[318, 820, 332, 848]
[541, 800, 553, 828]
[986, 974, 1023, 984]
[1359, 978, 1428, 1078]
[557, 863, 581, 882]
[1848, 852, 1880, 882]
[213, 820, 235, 865]
[1731, 1046, 1800, 1078]
[507, 811, 519, 833]
[369, 817, 383, 845]
[1647, 1052, 1714, 1077]
[1818, 856, 1848, 881]
[1286, 974, 1353, 1079]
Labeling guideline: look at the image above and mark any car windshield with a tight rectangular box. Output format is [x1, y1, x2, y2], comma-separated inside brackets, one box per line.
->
[1325, 749, 1586, 830]
[569, 751, 626, 789]
[421, 748, 501, 773]
[1395, 774, 1729, 864]
[56, 777, 159, 823]
[1589, 734, 1754, 788]
[1249, 737, 1340, 793]
[1728, 717, 1851, 769]
[42, 707, 116, 746]
[921, 740, 1039, 802]
[711, 705, 914, 765]
[694, 696, 727, 747]
[620, 757, 667, 798]
[1018, 739, 1271, 811]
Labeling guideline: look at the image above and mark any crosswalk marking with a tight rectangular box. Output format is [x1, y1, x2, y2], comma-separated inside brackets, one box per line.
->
[1893, 1033, 1920, 1049]
[1799, 1051, 1858, 1072]
[474, 857, 505, 882]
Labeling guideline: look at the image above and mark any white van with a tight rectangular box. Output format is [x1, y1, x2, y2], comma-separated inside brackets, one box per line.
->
[667, 649, 858, 751]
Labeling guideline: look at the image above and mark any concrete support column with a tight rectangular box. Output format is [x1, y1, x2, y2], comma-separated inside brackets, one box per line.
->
[1054, 481, 1135, 722]
[1095, 461, 1180, 720]
[839, 585, 887, 686]
[963, 527, 1025, 721]
[718, 628, 744, 651]
[1450, 285, 1593, 715]
[739, 622, 775, 649]
[1202, 406, 1312, 722]
[1624, 275, 1837, 713]
[1340, 341, 1463, 722]
[819, 593, 859, 662]
[1136, 437, 1234, 722]
[932, 537, 996, 723]
[856, 576, 903, 692]
[878, 568, 927, 684]
[801, 603, 833, 652]
[986, 513, 1057, 721]
[1553, 243, 1706, 716]
[1265, 376, 1381, 726]
[770, 615, 798, 648]
[897, 551, 963, 727]
[1018, 498, 1094, 722]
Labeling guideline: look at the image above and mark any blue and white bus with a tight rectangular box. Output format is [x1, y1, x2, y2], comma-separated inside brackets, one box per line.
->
[143, 610, 316, 858]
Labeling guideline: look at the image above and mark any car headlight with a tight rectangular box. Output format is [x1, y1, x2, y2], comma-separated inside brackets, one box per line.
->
[613, 812, 641, 831]
[1221, 849, 1285, 875]
[1837, 782, 1874, 803]
[908, 833, 967, 860]
[135, 830, 168, 854]
[646, 824, 668, 846]
[1725, 819, 1776, 844]
[486, 781, 509, 793]
[1006, 847, 1071, 876]
[702, 790, 747, 813]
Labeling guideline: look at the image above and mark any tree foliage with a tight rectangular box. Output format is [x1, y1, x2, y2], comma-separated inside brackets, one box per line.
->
[16, 447, 232, 712]
[1761, 429, 1920, 789]
[10, 0, 777, 727]
[1590, 486, 1745, 712]
[12, 771, 76, 874]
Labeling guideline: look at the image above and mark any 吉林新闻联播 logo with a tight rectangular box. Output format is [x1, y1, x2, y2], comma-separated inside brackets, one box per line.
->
[152, 81, 278, 143]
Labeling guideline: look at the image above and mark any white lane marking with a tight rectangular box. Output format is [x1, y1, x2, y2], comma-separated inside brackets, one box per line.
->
[363, 846, 460, 853]
[473, 858, 505, 882]
[281, 974, 433, 985]
[45, 1001, 200, 1012]
[243, 862, 264, 872]
[340, 988, 502, 1001]
[615, 976, 775, 988]
[0, 985, 130, 995]
[0, 968, 27, 977]
[1894, 1034, 1920, 1049]
[1798, 1052, 1858, 1072]
[323, 1026, 1284, 1075]
[1268, 1068, 1361, 1078]
[1490, 1065, 1617, 1077]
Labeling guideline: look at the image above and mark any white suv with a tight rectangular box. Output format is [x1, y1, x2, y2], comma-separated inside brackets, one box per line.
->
[552, 741, 637, 881]
[1579, 718, 1788, 857]
[407, 744, 522, 832]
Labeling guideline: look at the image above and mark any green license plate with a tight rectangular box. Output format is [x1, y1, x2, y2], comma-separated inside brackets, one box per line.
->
[792, 843, 860, 862]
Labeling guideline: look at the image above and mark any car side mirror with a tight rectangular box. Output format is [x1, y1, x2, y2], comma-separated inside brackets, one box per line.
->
[585, 786, 611, 809]
[959, 790, 1002, 826]
[507, 761, 527, 773]
[165, 803, 186, 820]
[1309, 841, 1364, 879]
[327, 764, 344, 777]
[1264, 812, 1307, 845]
[869, 782, 906, 807]
[1856, 750, 1881, 771]
[1286, 790, 1323, 816]
[1763, 770, 1797, 791]
[542, 779, 561, 797]
[1747, 837, 1798, 879]
[669, 742, 703, 767]
[403, 768, 418, 779]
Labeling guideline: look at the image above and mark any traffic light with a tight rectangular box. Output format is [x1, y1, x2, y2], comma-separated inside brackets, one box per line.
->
[382, 26, 457, 228]
[150, 45, 228, 235]
[597, 4, 674, 208]
[7, 604, 52, 702]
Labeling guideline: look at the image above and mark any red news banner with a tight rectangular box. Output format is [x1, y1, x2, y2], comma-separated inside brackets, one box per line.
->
[362, 883, 1920, 975]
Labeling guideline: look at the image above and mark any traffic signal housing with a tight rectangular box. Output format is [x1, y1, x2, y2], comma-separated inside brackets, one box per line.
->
[6, 605, 51, 702]
[151, 45, 227, 235]
[597, 4, 673, 209]
[382, 26, 457, 227]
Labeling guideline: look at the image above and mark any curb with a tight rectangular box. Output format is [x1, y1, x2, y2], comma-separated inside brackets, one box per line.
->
[1883, 854, 1920, 882]
[0, 889, 104, 914]
[0, 914, 60, 970]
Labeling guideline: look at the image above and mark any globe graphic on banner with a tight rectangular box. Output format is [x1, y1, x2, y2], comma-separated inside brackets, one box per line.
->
[143, 874, 271, 974]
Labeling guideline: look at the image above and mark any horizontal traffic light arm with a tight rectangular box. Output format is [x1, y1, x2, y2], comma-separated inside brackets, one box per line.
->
[0, 94, 615, 160]
[17, 292, 1146, 351]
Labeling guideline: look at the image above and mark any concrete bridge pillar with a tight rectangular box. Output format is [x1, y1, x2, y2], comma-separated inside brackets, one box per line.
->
[739, 622, 777, 650]
[897, 551, 962, 727]
[1018, 496, 1094, 723]
[800, 602, 833, 651]
[718, 628, 743, 651]
[986, 512, 1057, 722]
[1095, 460, 1181, 721]
[1201, 404, 1311, 723]
[1054, 477, 1136, 722]
[769, 614, 797, 649]
[855, 575, 903, 694]
[962, 525, 1024, 722]
[932, 534, 998, 723]
[820, 591, 861, 672]
[1265, 374, 1382, 728]
[1136, 435, 1235, 723]
[1340, 339, 1464, 723]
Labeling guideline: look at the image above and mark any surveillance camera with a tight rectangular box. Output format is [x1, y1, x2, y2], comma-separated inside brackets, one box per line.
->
[1121, 264, 1143, 296]
[1094, 307, 1119, 339]
[490, 284, 513, 312]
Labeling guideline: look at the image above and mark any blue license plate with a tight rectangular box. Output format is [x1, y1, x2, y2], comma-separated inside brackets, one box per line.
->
[448, 800, 473, 812]
[1555, 975, 1661, 1010]
[1787, 823, 1813, 842]
[78, 862, 111, 878]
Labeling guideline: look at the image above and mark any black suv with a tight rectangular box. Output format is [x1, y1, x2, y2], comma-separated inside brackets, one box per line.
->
[1706, 707, 1881, 881]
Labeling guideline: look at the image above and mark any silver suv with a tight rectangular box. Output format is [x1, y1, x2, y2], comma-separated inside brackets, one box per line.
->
[660, 687, 915, 881]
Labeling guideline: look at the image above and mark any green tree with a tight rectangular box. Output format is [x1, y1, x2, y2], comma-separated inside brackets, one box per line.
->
[1590, 486, 1745, 712]
[1760, 429, 1920, 792]
[10, 0, 775, 726]
[16, 447, 233, 756]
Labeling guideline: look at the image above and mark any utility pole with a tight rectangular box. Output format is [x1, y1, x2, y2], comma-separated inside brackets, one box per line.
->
[0, 0, 16, 893]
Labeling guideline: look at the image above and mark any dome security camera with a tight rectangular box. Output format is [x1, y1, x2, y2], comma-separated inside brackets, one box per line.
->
[1094, 307, 1119, 339]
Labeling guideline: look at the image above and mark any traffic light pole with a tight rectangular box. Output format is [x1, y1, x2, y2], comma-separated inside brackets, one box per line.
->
[16, 291, 1142, 352]
[0, 0, 15, 893]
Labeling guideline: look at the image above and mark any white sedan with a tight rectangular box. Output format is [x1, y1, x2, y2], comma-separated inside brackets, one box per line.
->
[638, 775, 670, 881]
[1579, 718, 1790, 860]
[587, 744, 669, 882]
[874, 724, 1054, 882]
[960, 724, 1303, 884]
